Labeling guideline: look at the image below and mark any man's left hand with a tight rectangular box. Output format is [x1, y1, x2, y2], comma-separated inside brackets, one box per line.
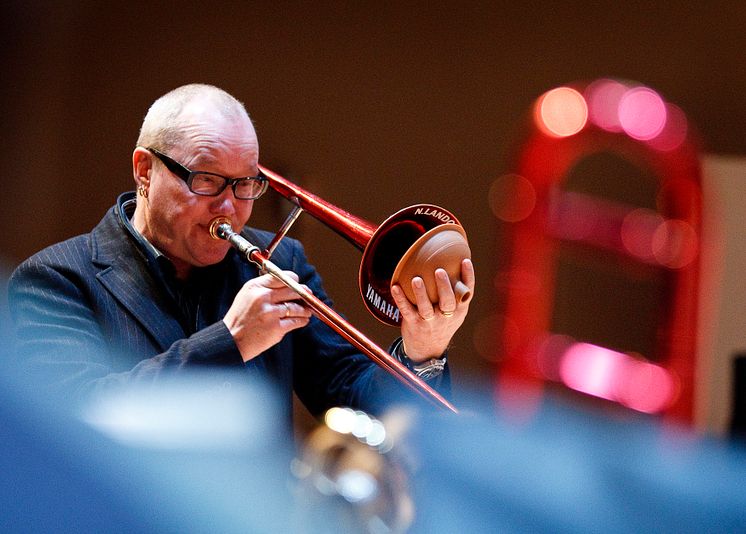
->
[391, 258, 475, 362]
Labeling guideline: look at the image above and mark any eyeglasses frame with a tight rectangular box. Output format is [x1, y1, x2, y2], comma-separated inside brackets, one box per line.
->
[145, 147, 269, 200]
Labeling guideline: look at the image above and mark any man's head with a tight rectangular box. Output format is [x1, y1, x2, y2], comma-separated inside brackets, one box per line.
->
[132, 84, 260, 279]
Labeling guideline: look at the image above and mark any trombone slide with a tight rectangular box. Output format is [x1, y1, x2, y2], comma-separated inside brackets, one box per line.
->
[210, 219, 458, 414]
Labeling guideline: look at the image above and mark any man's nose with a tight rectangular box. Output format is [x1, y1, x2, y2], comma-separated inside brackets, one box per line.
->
[211, 188, 238, 215]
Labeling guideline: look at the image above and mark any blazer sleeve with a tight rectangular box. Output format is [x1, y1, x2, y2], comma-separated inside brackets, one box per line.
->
[7, 252, 244, 403]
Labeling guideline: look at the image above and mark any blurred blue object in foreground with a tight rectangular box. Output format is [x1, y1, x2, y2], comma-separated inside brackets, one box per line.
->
[3, 258, 745, 534]
[0, 366, 293, 533]
[409, 387, 746, 533]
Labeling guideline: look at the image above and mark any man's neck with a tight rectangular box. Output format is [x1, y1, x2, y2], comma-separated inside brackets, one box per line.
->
[131, 202, 192, 281]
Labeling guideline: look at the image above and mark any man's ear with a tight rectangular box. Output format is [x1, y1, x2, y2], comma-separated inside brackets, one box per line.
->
[132, 147, 153, 189]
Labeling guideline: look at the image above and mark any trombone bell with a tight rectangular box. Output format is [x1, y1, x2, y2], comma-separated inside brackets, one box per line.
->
[258, 165, 472, 326]
[359, 204, 471, 326]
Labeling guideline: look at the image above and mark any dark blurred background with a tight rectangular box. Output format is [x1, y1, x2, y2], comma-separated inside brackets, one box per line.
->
[2, 1, 745, 430]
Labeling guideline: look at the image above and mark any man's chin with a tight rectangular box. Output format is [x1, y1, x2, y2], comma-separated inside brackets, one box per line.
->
[194, 244, 231, 267]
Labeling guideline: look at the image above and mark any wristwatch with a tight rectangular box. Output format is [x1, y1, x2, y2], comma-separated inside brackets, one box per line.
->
[391, 338, 447, 380]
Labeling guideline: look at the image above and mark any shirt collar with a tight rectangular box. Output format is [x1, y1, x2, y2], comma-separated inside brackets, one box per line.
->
[115, 191, 237, 282]
[116, 191, 175, 276]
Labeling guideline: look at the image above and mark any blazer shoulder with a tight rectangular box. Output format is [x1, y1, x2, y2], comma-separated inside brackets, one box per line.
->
[13, 206, 118, 275]
[14, 234, 92, 273]
[8, 233, 96, 310]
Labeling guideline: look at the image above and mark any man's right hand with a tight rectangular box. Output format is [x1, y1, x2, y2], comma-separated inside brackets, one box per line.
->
[223, 271, 312, 362]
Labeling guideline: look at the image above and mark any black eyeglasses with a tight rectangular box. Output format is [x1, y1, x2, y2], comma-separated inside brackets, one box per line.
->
[146, 147, 269, 200]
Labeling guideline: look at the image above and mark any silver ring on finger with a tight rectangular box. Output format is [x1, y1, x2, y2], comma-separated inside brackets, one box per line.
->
[282, 302, 290, 318]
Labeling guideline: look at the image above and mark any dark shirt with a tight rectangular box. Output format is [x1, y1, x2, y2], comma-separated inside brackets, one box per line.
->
[118, 196, 226, 336]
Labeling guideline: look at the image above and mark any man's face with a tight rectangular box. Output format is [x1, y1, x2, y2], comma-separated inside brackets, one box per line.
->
[142, 108, 259, 277]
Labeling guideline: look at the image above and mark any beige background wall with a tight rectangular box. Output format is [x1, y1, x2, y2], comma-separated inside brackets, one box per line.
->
[699, 155, 746, 434]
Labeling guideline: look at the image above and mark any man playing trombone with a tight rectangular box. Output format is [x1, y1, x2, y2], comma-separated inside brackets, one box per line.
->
[8, 84, 474, 421]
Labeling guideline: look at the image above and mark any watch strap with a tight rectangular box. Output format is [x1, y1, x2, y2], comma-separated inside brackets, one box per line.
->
[390, 337, 447, 380]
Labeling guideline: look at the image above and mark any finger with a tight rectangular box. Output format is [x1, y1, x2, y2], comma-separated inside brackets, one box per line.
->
[245, 273, 282, 290]
[251, 271, 301, 289]
[281, 301, 312, 319]
[268, 281, 315, 304]
[435, 268, 457, 315]
[391, 284, 418, 321]
[275, 301, 290, 320]
[461, 258, 475, 291]
[279, 315, 311, 332]
[268, 286, 307, 304]
[411, 277, 436, 321]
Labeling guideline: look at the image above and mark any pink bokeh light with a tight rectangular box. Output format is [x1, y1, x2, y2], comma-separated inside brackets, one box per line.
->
[616, 359, 676, 413]
[585, 78, 628, 132]
[618, 87, 668, 141]
[559, 342, 675, 413]
[620, 208, 665, 262]
[652, 219, 699, 269]
[647, 103, 689, 152]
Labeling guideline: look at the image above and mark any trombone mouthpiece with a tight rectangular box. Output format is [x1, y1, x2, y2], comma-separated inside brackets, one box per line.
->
[209, 217, 232, 240]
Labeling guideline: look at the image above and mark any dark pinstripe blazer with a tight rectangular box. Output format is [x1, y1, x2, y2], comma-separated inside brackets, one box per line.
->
[8, 197, 412, 419]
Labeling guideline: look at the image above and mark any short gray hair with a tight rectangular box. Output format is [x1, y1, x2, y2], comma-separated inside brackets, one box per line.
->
[136, 84, 251, 151]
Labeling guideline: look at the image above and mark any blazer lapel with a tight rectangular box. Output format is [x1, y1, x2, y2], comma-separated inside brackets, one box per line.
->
[90, 207, 186, 351]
